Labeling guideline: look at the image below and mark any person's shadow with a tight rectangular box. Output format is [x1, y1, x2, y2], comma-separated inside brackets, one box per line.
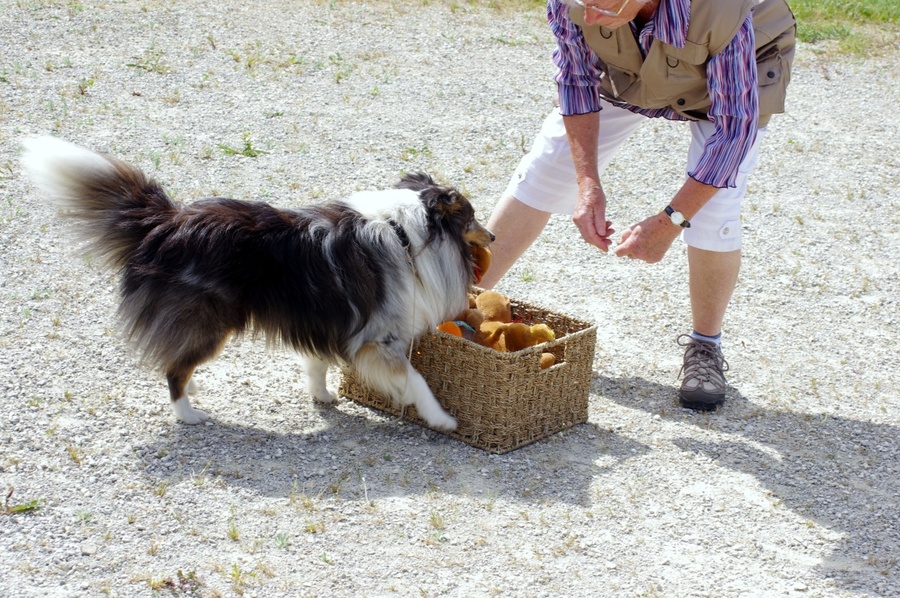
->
[594, 373, 899, 596]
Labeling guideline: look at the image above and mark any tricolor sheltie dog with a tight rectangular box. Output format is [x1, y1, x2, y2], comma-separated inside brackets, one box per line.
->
[22, 136, 494, 431]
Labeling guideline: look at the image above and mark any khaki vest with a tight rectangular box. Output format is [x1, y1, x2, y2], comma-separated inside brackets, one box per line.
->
[569, 0, 796, 126]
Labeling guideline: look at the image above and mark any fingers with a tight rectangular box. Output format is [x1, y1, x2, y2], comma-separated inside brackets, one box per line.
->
[613, 227, 633, 258]
[613, 221, 671, 264]
[575, 217, 614, 252]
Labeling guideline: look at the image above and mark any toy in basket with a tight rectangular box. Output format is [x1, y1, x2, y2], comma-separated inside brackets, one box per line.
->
[339, 289, 597, 454]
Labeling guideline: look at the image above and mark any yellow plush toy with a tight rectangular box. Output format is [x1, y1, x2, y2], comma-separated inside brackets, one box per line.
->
[504, 323, 557, 369]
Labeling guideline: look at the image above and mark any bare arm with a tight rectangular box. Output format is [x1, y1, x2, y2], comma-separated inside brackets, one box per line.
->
[564, 111, 615, 253]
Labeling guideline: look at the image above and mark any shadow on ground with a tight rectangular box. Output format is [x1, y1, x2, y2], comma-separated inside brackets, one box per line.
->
[137, 397, 649, 507]
[594, 373, 899, 595]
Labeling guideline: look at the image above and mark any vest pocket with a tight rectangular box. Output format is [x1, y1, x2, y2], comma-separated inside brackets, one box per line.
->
[757, 52, 788, 115]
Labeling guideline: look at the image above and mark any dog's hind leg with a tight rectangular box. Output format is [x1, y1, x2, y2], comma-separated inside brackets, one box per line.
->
[352, 342, 457, 431]
[163, 330, 230, 424]
[300, 354, 337, 404]
[167, 365, 208, 424]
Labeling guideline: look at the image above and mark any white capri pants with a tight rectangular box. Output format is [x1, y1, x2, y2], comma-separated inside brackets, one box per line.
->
[503, 100, 764, 252]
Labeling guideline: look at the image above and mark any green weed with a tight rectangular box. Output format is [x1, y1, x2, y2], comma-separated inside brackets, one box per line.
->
[218, 133, 268, 157]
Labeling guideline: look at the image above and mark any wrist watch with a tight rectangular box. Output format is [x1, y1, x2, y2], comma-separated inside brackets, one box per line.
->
[664, 205, 691, 228]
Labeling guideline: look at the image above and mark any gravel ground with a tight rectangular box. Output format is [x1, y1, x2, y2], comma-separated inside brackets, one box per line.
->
[2, 1, 899, 597]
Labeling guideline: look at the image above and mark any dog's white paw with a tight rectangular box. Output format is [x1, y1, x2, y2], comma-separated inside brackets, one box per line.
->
[172, 397, 210, 424]
[421, 409, 458, 432]
[311, 389, 338, 405]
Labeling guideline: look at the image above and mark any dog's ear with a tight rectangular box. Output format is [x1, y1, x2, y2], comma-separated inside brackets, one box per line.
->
[420, 185, 471, 221]
[395, 172, 437, 193]
[398, 171, 470, 220]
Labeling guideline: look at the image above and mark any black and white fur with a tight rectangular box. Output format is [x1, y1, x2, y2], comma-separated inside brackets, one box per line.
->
[21, 136, 493, 431]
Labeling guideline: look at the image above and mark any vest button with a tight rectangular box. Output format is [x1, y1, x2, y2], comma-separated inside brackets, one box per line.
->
[767, 70, 776, 78]
[677, 98, 686, 106]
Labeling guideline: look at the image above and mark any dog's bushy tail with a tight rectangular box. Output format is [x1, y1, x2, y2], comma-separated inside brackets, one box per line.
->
[21, 136, 177, 269]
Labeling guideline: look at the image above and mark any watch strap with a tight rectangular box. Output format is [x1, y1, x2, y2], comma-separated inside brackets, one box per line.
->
[664, 205, 691, 228]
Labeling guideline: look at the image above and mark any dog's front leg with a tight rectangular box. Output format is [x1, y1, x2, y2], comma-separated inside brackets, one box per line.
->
[352, 341, 457, 431]
[300, 354, 338, 404]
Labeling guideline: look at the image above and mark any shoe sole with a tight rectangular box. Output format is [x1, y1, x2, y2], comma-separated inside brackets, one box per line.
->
[678, 391, 725, 411]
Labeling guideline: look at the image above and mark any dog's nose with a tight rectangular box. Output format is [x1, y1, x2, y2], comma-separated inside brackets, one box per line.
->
[489, 231, 496, 242]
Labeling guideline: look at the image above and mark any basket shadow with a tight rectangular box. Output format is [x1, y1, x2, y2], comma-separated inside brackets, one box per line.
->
[593, 372, 900, 593]
[135, 397, 646, 507]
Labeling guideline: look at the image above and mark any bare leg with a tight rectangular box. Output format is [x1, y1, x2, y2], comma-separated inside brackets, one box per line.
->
[480, 195, 552, 289]
[688, 247, 741, 336]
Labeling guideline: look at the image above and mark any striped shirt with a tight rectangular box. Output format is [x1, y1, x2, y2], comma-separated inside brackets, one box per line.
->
[548, 0, 759, 189]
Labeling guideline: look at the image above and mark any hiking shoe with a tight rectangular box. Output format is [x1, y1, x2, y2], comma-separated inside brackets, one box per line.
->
[677, 335, 729, 410]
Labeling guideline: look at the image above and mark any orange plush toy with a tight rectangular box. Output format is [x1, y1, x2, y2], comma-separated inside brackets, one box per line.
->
[471, 245, 492, 286]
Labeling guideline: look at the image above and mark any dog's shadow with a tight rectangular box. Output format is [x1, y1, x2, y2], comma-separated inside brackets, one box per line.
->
[137, 396, 648, 506]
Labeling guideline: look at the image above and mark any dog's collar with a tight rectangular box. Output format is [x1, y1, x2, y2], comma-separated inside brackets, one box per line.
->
[387, 218, 410, 249]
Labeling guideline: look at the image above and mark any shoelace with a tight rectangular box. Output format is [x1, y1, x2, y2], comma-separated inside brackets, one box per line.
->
[677, 334, 729, 381]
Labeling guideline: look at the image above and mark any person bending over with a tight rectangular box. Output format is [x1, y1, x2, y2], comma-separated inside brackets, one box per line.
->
[482, 0, 795, 409]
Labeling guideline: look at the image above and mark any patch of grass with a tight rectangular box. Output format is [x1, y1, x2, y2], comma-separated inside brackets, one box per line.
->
[151, 570, 203, 595]
[791, 0, 900, 54]
[218, 133, 268, 158]
[154, 480, 169, 497]
[126, 47, 171, 74]
[229, 563, 257, 592]
[227, 505, 240, 541]
[66, 445, 83, 465]
[303, 520, 326, 534]
[328, 52, 354, 83]
[400, 146, 432, 161]
[227, 42, 265, 70]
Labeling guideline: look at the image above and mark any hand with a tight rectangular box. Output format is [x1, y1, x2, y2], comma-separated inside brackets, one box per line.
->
[572, 184, 615, 252]
[614, 213, 680, 263]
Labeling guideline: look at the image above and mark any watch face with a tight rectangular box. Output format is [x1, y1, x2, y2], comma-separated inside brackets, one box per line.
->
[670, 211, 685, 225]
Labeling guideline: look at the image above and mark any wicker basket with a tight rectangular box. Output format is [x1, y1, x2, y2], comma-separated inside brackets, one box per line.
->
[339, 294, 596, 453]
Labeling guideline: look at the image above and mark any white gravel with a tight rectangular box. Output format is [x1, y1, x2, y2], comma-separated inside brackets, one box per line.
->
[2, 1, 899, 597]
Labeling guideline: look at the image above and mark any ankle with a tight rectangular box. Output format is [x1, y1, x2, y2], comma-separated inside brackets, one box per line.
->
[690, 330, 722, 348]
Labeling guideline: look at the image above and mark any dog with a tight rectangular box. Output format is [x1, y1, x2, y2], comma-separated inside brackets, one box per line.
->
[21, 136, 494, 431]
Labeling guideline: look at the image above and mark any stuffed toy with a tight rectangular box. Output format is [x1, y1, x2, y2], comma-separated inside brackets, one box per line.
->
[471, 290, 512, 350]
[457, 294, 485, 331]
[435, 294, 483, 341]
[474, 290, 511, 323]
[539, 352, 556, 369]
[503, 323, 555, 352]
[437, 290, 558, 368]
[504, 323, 557, 369]
[471, 245, 492, 286]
